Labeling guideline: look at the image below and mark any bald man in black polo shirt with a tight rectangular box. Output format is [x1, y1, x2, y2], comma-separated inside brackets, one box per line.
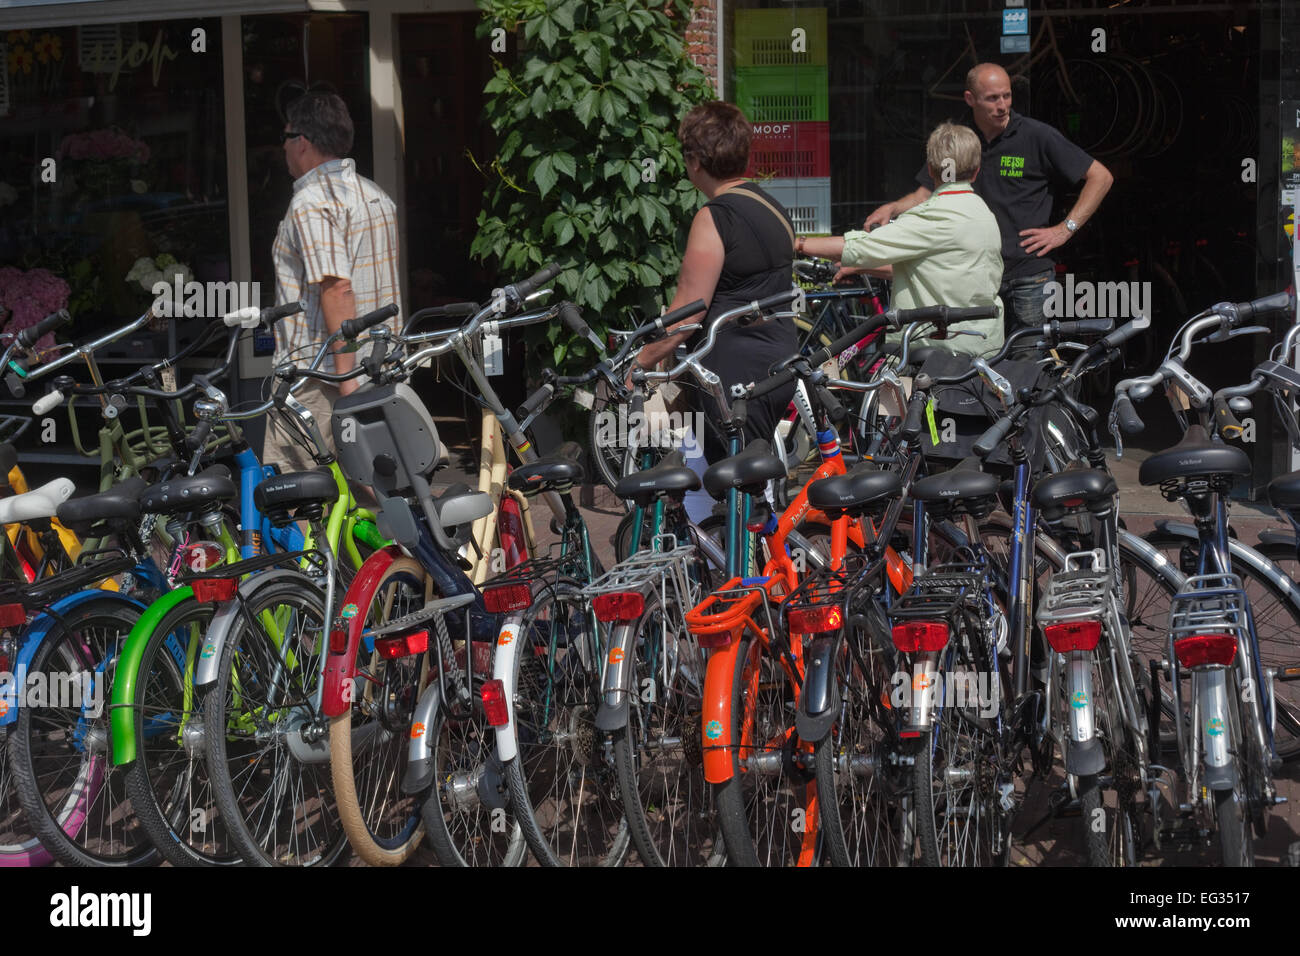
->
[865, 63, 1114, 341]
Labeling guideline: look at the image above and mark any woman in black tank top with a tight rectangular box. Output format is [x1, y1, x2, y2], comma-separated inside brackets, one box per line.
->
[629, 102, 797, 465]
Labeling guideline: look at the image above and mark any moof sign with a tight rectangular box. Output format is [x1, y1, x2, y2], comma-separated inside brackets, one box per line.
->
[1001, 8, 1029, 36]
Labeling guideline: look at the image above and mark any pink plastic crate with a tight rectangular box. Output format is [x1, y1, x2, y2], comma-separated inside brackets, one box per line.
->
[746, 121, 830, 179]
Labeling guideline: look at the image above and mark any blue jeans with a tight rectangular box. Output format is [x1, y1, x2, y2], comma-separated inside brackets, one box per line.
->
[1000, 268, 1055, 355]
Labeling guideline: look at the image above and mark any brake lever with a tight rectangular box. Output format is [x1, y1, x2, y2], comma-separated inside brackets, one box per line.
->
[971, 356, 1013, 409]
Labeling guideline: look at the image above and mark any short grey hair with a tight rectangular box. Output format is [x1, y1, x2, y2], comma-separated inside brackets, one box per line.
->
[286, 91, 354, 158]
[926, 121, 981, 182]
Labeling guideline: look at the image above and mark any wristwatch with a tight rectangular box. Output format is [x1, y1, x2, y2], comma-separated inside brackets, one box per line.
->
[1064, 218, 1079, 234]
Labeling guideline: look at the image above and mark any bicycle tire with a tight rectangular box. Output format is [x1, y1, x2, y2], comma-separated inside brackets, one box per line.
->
[813, 609, 910, 867]
[123, 599, 242, 866]
[330, 556, 432, 866]
[504, 578, 629, 866]
[202, 575, 349, 867]
[713, 628, 817, 867]
[612, 588, 721, 866]
[9, 598, 157, 866]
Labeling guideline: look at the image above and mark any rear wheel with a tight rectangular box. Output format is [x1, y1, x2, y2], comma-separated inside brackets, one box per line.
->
[330, 556, 432, 866]
[10, 599, 156, 866]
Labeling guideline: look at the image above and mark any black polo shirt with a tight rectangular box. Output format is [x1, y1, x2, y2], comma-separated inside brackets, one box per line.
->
[917, 111, 1094, 282]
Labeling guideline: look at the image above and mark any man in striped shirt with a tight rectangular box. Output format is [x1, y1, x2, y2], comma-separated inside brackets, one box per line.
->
[265, 90, 402, 472]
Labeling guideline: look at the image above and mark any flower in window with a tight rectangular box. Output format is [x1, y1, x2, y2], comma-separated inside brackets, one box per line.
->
[7, 46, 33, 75]
[34, 33, 63, 65]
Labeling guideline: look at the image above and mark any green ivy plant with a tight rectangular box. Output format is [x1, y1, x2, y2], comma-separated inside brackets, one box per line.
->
[470, 0, 712, 378]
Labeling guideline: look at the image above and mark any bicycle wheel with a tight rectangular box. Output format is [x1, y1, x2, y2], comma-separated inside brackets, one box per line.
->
[713, 628, 817, 867]
[912, 614, 1010, 868]
[202, 575, 348, 867]
[589, 378, 631, 495]
[330, 556, 432, 866]
[612, 589, 721, 866]
[9, 598, 157, 866]
[814, 609, 911, 867]
[505, 579, 629, 866]
[123, 600, 242, 866]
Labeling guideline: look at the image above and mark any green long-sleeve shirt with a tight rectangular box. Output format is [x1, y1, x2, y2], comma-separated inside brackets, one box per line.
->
[841, 181, 1004, 356]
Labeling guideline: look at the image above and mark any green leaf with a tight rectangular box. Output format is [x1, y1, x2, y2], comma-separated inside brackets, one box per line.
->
[637, 195, 656, 232]
[552, 151, 577, 179]
[556, 218, 576, 245]
[533, 155, 558, 197]
[574, 88, 599, 127]
[552, 1, 576, 31]
[621, 161, 640, 191]
[538, 14, 559, 48]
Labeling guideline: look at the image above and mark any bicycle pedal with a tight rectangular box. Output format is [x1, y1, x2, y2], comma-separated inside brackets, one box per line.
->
[365, 593, 476, 637]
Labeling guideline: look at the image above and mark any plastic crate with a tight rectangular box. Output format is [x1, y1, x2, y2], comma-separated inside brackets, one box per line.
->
[759, 177, 831, 235]
[746, 121, 830, 179]
[735, 8, 827, 67]
[735, 66, 829, 123]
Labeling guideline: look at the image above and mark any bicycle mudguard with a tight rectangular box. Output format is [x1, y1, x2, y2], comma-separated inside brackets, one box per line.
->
[490, 612, 527, 760]
[595, 620, 638, 733]
[702, 641, 743, 784]
[321, 546, 404, 717]
[794, 634, 839, 743]
[1256, 528, 1297, 551]
[1, 590, 147, 732]
[1152, 519, 1300, 608]
[402, 679, 441, 795]
[193, 568, 310, 689]
[108, 586, 196, 765]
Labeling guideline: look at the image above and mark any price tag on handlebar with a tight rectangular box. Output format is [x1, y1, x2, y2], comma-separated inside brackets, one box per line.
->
[160, 367, 177, 393]
[1166, 381, 1191, 411]
[926, 397, 939, 445]
[483, 332, 503, 376]
[572, 387, 595, 410]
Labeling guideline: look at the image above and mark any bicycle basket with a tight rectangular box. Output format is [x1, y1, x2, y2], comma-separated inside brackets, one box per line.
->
[917, 351, 1053, 475]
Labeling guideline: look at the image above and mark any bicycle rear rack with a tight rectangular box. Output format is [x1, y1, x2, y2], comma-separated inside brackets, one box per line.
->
[1036, 549, 1112, 627]
[888, 563, 985, 626]
[582, 537, 700, 610]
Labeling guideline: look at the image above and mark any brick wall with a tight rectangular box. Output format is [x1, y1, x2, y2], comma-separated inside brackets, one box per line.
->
[685, 0, 718, 93]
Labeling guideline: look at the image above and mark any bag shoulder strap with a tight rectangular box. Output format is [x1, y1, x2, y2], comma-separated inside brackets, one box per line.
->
[721, 185, 796, 251]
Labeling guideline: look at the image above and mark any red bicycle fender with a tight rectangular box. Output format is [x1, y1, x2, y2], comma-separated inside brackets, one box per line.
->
[702, 643, 742, 784]
[321, 546, 402, 717]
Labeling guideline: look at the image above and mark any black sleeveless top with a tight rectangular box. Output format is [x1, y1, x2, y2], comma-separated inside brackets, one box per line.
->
[696, 182, 797, 363]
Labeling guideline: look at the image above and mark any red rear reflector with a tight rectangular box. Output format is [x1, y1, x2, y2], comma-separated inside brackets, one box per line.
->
[329, 629, 348, 654]
[1174, 633, 1238, 669]
[0, 604, 25, 629]
[191, 577, 239, 603]
[592, 592, 645, 622]
[695, 632, 733, 648]
[375, 630, 430, 660]
[483, 583, 532, 614]
[1044, 619, 1102, 653]
[891, 621, 949, 652]
[787, 605, 843, 635]
[1061, 497, 1085, 509]
[481, 678, 509, 726]
[899, 730, 921, 738]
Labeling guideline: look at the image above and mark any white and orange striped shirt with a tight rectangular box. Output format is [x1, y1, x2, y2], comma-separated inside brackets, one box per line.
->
[272, 158, 402, 376]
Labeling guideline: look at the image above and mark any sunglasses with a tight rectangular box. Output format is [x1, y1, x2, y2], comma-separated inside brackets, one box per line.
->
[281, 130, 306, 143]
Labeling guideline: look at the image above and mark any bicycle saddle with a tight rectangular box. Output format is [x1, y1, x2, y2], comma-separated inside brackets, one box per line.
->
[0, 477, 75, 524]
[139, 465, 237, 516]
[1032, 468, 1117, 520]
[1137, 425, 1251, 487]
[508, 455, 585, 493]
[809, 463, 902, 517]
[703, 440, 786, 500]
[57, 475, 148, 532]
[614, 449, 700, 506]
[1267, 469, 1300, 511]
[254, 468, 340, 514]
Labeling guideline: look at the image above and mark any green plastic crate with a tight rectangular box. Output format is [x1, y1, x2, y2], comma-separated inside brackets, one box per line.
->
[735, 66, 829, 123]
[735, 8, 828, 68]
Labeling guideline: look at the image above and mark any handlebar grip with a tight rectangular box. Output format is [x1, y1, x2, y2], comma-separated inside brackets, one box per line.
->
[1100, 315, 1151, 351]
[187, 419, 214, 453]
[894, 305, 944, 324]
[261, 300, 305, 324]
[1213, 394, 1245, 440]
[511, 263, 562, 301]
[753, 289, 799, 314]
[973, 415, 1015, 459]
[1236, 290, 1295, 320]
[1053, 318, 1114, 337]
[816, 385, 847, 426]
[559, 302, 602, 351]
[944, 305, 999, 323]
[33, 389, 64, 416]
[899, 391, 928, 442]
[517, 383, 554, 420]
[656, 298, 708, 329]
[816, 314, 891, 368]
[17, 310, 71, 348]
[341, 304, 400, 340]
[1114, 392, 1145, 435]
[628, 389, 646, 420]
[749, 365, 799, 400]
